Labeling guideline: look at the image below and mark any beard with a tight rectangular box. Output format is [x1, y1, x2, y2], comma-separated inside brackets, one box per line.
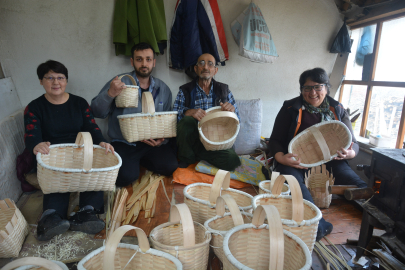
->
[135, 66, 153, 78]
[198, 70, 212, 80]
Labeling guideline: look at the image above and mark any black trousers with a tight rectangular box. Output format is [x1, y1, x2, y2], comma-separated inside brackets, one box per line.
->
[43, 191, 104, 219]
[112, 140, 178, 187]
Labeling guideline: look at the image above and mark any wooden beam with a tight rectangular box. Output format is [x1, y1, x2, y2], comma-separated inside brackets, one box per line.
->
[360, 85, 373, 136]
[349, 9, 405, 29]
[395, 96, 405, 149]
[342, 80, 405, 88]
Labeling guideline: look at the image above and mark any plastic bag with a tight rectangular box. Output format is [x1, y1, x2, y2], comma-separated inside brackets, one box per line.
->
[330, 23, 352, 53]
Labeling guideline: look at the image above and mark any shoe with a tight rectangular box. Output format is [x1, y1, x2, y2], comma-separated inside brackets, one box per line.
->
[37, 212, 70, 241]
[316, 218, 333, 241]
[69, 208, 105, 234]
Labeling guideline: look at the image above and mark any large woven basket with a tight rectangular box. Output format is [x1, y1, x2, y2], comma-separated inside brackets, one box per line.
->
[252, 175, 322, 253]
[78, 225, 182, 270]
[183, 169, 253, 225]
[259, 171, 290, 195]
[0, 199, 29, 258]
[115, 74, 139, 108]
[198, 106, 240, 151]
[305, 164, 335, 209]
[118, 91, 178, 142]
[150, 204, 211, 269]
[288, 120, 352, 167]
[2, 257, 68, 270]
[204, 195, 253, 265]
[223, 205, 312, 270]
[37, 132, 122, 194]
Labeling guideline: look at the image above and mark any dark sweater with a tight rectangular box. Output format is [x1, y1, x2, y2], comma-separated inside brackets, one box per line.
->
[24, 94, 105, 154]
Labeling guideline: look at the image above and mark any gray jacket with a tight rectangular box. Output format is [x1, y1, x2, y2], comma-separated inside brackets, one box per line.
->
[91, 71, 173, 144]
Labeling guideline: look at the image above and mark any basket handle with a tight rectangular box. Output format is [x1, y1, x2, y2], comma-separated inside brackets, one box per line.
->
[141, 91, 155, 114]
[198, 110, 239, 127]
[169, 204, 196, 247]
[118, 74, 138, 86]
[75, 132, 93, 171]
[215, 194, 244, 226]
[208, 170, 231, 204]
[308, 126, 331, 161]
[103, 225, 150, 270]
[269, 171, 280, 191]
[271, 175, 304, 223]
[2, 257, 64, 270]
[252, 205, 284, 270]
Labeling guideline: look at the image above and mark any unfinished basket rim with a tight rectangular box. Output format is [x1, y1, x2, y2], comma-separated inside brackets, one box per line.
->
[252, 194, 322, 226]
[117, 111, 178, 119]
[13, 260, 68, 270]
[223, 224, 312, 270]
[204, 212, 254, 235]
[259, 180, 290, 195]
[184, 183, 253, 211]
[36, 144, 122, 173]
[288, 120, 352, 167]
[77, 243, 182, 269]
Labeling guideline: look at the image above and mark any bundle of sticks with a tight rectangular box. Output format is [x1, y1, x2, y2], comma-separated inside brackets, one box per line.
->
[106, 171, 166, 239]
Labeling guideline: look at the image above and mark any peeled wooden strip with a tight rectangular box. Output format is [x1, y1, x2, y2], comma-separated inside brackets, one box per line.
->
[208, 169, 231, 204]
[169, 204, 195, 247]
[142, 91, 155, 114]
[74, 132, 93, 171]
[215, 195, 244, 226]
[308, 126, 331, 161]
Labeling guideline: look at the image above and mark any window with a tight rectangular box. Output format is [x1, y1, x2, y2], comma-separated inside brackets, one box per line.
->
[340, 15, 405, 148]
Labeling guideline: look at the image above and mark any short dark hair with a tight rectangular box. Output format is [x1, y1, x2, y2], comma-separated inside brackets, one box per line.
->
[299, 68, 331, 94]
[37, 60, 68, 80]
[130, 42, 155, 59]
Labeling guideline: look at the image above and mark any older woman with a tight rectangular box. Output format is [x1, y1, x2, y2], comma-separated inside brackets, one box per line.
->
[24, 60, 114, 241]
[269, 68, 367, 241]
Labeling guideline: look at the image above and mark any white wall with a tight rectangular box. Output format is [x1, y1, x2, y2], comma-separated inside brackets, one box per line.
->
[0, 0, 342, 137]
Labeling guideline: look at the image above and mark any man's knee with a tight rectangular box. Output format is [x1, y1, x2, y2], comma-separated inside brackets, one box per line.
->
[177, 116, 198, 133]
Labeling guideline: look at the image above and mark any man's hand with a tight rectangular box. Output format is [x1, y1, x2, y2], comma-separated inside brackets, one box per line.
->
[142, 138, 165, 147]
[220, 102, 235, 112]
[275, 152, 307, 170]
[107, 76, 126, 98]
[99, 142, 115, 155]
[334, 142, 355, 160]
[33, 142, 51, 155]
[184, 108, 206, 121]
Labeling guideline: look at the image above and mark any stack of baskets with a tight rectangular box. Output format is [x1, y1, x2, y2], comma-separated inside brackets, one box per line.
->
[198, 106, 240, 151]
[305, 164, 335, 208]
[36, 132, 122, 193]
[115, 74, 139, 108]
[223, 205, 312, 270]
[183, 169, 253, 224]
[253, 175, 322, 253]
[150, 204, 211, 269]
[288, 120, 351, 167]
[259, 171, 290, 195]
[2, 257, 68, 270]
[78, 225, 182, 270]
[0, 199, 29, 258]
[118, 92, 178, 142]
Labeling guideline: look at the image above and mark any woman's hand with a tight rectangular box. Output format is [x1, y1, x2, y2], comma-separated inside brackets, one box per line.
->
[334, 142, 355, 160]
[99, 142, 115, 155]
[33, 142, 51, 155]
[275, 152, 307, 169]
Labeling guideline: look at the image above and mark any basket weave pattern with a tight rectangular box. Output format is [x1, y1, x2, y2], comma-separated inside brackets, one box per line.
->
[115, 74, 139, 108]
[259, 181, 289, 194]
[0, 199, 29, 258]
[305, 165, 335, 209]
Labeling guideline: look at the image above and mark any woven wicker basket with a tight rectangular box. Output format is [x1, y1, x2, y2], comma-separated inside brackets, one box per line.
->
[115, 74, 139, 108]
[78, 225, 182, 270]
[259, 171, 290, 195]
[0, 199, 29, 258]
[198, 106, 240, 151]
[223, 205, 312, 270]
[183, 169, 253, 225]
[118, 91, 178, 142]
[2, 257, 68, 270]
[204, 195, 253, 265]
[37, 132, 122, 194]
[252, 175, 322, 253]
[288, 120, 352, 167]
[305, 164, 335, 209]
[150, 204, 211, 270]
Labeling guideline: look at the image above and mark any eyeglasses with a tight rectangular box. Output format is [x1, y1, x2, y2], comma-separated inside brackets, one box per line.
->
[196, 60, 216, 68]
[302, 84, 325, 92]
[43, 76, 67, 82]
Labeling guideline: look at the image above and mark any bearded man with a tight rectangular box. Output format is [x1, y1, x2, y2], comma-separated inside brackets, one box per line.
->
[173, 53, 241, 171]
[91, 42, 177, 186]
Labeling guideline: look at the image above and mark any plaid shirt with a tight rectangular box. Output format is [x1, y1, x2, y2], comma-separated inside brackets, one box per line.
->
[173, 82, 240, 122]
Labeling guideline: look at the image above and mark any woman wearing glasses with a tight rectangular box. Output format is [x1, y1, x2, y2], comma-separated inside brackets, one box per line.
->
[23, 60, 113, 241]
[268, 67, 367, 241]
